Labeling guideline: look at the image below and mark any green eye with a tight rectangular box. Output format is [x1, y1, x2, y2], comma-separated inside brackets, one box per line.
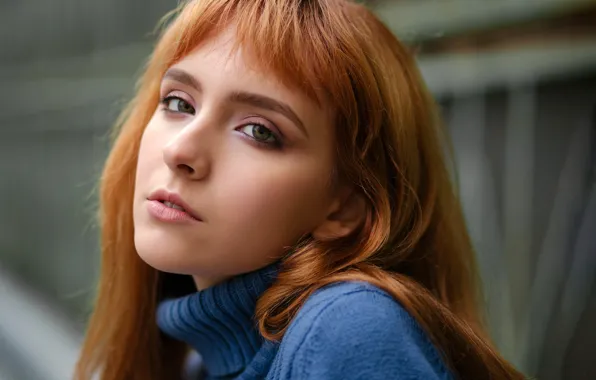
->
[252, 125, 273, 141]
[240, 124, 277, 144]
[164, 97, 195, 114]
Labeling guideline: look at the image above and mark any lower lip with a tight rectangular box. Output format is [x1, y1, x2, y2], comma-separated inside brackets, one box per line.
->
[146, 200, 200, 223]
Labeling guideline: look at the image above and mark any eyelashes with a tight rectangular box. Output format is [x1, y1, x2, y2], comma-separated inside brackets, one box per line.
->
[160, 95, 195, 114]
[237, 123, 281, 148]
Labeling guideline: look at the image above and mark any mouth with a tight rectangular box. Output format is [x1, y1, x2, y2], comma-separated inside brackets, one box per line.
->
[160, 200, 186, 212]
[147, 189, 203, 222]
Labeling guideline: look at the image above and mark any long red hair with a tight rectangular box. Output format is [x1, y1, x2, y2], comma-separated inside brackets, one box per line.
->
[75, 0, 525, 379]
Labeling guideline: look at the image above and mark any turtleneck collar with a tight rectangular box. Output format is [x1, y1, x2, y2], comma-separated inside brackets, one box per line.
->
[157, 264, 278, 378]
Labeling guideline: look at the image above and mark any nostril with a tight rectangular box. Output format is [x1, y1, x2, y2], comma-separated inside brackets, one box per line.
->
[177, 163, 194, 174]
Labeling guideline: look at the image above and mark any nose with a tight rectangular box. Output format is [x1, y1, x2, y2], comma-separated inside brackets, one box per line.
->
[162, 125, 211, 181]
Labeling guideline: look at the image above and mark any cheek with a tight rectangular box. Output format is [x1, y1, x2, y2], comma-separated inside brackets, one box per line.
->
[133, 120, 167, 227]
[134, 121, 163, 188]
[213, 156, 333, 241]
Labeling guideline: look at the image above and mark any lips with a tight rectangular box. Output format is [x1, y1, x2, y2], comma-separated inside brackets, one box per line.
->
[147, 189, 203, 221]
[162, 200, 185, 212]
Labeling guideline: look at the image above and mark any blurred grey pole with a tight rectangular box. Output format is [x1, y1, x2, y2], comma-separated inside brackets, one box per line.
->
[503, 85, 536, 371]
[448, 93, 516, 360]
[0, 266, 81, 380]
[526, 120, 595, 375]
[547, 174, 596, 378]
[538, 112, 596, 379]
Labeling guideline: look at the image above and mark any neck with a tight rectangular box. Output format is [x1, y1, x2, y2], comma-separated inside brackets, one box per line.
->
[157, 263, 279, 377]
[192, 273, 231, 290]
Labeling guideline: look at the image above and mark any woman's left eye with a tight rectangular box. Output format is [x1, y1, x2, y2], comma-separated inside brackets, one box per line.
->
[239, 124, 279, 145]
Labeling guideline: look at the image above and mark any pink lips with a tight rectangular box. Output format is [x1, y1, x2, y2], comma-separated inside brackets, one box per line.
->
[146, 189, 202, 223]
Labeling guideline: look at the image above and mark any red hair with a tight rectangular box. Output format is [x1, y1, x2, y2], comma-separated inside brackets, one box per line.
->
[75, 0, 524, 379]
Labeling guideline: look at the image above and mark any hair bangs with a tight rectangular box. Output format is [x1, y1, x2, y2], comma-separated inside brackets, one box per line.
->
[159, 0, 359, 114]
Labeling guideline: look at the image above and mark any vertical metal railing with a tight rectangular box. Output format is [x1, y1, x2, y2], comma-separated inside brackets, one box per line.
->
[502, 84, 536, 370]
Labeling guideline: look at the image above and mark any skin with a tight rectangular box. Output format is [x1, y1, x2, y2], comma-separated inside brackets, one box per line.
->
[132, 30, 361, 289]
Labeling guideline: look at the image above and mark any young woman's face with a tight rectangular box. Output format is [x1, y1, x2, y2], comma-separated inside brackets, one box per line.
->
[133, 30, 338, 287]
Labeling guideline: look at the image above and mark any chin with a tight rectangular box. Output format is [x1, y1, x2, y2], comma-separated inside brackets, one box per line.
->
[134, 232, 199, 275]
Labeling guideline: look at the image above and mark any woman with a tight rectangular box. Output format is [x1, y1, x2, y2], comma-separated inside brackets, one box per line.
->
[75, 0, 525, 379]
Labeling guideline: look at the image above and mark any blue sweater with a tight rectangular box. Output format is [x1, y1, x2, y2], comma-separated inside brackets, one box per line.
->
[157, 265, 453, 379]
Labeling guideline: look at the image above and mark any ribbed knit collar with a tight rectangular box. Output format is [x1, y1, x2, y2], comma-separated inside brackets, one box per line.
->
[156, 264, 278, 378]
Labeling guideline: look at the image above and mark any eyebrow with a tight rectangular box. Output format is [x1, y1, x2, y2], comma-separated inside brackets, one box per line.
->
[228, 91, 307, 137]
[162, 68, 308, 137]
[163, 68, 202, 92]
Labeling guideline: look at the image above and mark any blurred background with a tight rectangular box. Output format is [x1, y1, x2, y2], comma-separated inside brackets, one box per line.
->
[1, 0, 595, 379]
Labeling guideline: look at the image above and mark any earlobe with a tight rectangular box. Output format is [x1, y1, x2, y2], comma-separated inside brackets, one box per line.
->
[312, 189, 366, 241]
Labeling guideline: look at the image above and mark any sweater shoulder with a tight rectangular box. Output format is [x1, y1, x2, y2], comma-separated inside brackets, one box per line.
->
[287, 281, 435, 350]
[293, 281, 407, 326]
[267, 281, 452, 380]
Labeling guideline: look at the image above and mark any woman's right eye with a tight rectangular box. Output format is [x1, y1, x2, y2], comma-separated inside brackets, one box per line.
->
[161, 96, 195, 115]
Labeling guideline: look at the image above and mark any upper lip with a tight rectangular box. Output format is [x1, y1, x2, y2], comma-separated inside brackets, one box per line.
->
[147, 189, 203, 221]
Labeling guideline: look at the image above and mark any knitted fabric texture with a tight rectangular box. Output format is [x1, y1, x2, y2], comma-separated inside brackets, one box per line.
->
[157, 266, 453, 380]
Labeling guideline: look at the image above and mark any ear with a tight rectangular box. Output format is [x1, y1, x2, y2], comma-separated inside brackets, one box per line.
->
[312, 187, 366, 241]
